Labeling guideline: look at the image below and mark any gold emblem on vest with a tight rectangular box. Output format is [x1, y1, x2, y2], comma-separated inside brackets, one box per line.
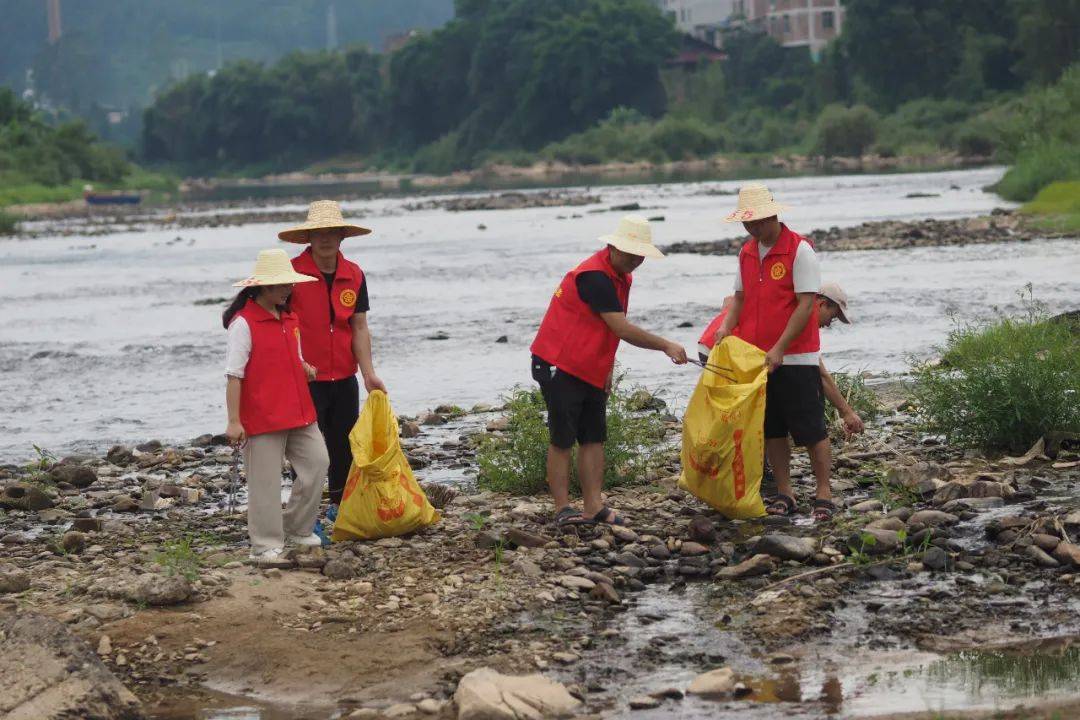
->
[769, 262, 786, 281]
[339, 289, 357, 307]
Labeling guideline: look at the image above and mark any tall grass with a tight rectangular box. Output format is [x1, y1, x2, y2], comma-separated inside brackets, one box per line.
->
[476, 378, 669, 495]
[910, 291, 1080, 453]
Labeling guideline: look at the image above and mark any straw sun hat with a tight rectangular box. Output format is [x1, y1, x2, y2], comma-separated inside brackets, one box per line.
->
[600, 214, 664, 259]
[278, 200, 372, 243]
[723, 183, 789, 223]
[234, 249, 318, 287]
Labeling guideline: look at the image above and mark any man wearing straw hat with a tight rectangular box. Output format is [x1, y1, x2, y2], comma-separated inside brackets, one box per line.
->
[698, 282, 864, 494]
[281, 200, 386, 526]
[531, 215, 688, 527]
[712, 184, 837, 521]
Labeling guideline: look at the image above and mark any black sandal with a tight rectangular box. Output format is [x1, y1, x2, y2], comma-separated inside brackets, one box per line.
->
[812, 498, 837, 522]
[765, 494, 796, 516]
[554, 506, 591, 526]
[589, 505, 627, 526]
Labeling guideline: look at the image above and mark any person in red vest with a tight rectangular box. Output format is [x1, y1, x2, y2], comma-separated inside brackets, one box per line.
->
[699, 283, 865, 438]
[279, 201, 387, 526]
[711, 184, 836, 520]
[223, 249, 329, 567]
[531, 215, 688, 527]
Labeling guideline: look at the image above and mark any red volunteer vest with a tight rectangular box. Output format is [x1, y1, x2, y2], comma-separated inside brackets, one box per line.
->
[290, 248, 364, 382]
[698, 297, 735, 348]
[530, 248, 632, 389]
[233, 300, 317, 436]
[734, 225, 820, 355]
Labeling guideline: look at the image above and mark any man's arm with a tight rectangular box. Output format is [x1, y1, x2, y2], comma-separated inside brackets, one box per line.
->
[599, 313, 687, 364]
[820, 359, 864, 436]
[350, 312, 387, 393]
[715, 291, 743, 341]
[765, 292, 814, 372]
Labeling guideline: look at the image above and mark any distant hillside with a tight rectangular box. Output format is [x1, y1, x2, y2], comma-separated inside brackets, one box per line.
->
[0, 0, 454, 142]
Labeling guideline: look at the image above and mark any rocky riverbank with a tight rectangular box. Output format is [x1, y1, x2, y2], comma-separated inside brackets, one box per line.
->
[2, 396, 1080, 719]
[662, 208, 1078, 256]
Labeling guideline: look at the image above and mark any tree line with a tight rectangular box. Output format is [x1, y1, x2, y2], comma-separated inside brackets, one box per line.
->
[130, 0, 1077, 173]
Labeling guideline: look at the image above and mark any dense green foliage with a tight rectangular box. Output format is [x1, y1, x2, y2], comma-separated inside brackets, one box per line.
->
[910, 297, 1080, 453]
[476, 381, 668, 495]
[23, 0, 1074, 184]
[143, 48, 383, 172]
[989, 66, 1080, 200]
[141, 0, 678, 172]
[0, 87, 135, 212]
[1, 0, 453, 142]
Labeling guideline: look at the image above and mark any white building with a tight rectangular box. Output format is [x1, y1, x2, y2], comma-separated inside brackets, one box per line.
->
[655, 0, 844, 55]
[654, 1, 737, 47]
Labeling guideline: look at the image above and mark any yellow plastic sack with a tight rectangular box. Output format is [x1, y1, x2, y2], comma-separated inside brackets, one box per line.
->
[678, 336, 768, 519]
[332, 390, 441, 541]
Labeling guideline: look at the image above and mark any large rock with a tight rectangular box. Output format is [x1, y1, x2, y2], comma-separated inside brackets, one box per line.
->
[886, 462, 951, 489]
[0, 483, 55, 511]
[755, 535, 816, 562]
[504, 528, 549, 549]
[0, 564, 31, 594]
[126, 574, 193, 606]
[0, 611, 143, 719]
[908, 510, 959, 527]
[848, 528, 901, 556]
[687, 667, 736, 695]
[454, 667, 580, 720]
[47, 464, 97, 489]
[1052, 542, 1080, 568]
[715, 554, 774, 579]
[1025, 545, 1059, 568]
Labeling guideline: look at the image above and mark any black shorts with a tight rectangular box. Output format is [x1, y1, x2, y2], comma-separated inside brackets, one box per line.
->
[764, 364, 827, 446]
[531, 356, 607, 449]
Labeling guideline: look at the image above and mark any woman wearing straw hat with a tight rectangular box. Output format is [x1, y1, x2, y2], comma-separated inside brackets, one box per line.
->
[280, 200, 386, 529]
[223, 249, 330, 566]
[711, 184, 837, 521]
[531, 215, 688, 527]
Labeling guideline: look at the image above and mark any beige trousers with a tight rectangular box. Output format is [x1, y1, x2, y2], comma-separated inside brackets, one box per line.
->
[244, 422, 329, 554]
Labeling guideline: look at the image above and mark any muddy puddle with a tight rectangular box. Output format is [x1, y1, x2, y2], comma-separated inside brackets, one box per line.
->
[573, 581, 1080, 719]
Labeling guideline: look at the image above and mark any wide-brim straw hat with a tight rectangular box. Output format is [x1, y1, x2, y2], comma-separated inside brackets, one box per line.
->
[723, 183, 789, 223]
[600, 214, 664, 259]
[234, 249, 319, 287]
[278, 200, 372, 243]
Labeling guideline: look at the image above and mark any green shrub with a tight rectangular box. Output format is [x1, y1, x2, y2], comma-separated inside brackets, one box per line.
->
[813, 104, 879, 157]
[910, 293, 1080, 452]
[993, 140, 1080, 202]
[954, 124, 997, 157]
[476, 378, 670, 495]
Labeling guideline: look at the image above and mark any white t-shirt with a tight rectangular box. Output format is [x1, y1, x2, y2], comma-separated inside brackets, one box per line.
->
[733, 241, 821, 365]
[224, 316, 305, 378]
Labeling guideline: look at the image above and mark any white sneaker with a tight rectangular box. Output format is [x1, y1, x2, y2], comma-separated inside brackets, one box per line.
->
[248, 547, 292, 568]
[286, 533, 323, 547]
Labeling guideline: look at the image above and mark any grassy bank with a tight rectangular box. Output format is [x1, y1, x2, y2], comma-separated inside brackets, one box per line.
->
[1021, 181, 1080, 233]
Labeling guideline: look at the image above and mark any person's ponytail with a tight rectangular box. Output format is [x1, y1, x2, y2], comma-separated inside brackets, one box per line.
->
[222, 287, 259, 329]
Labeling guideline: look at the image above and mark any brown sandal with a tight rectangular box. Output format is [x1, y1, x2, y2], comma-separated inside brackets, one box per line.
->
[812, 498, 837, 522]
[765, 494, 796, 516]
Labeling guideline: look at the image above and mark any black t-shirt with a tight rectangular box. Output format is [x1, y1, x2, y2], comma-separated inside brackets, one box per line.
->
[321, 271, 370, 316]
[575, 271, 623, 314]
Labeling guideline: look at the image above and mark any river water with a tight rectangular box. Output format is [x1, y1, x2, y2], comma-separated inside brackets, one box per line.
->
[1, 166, 1077, 463]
